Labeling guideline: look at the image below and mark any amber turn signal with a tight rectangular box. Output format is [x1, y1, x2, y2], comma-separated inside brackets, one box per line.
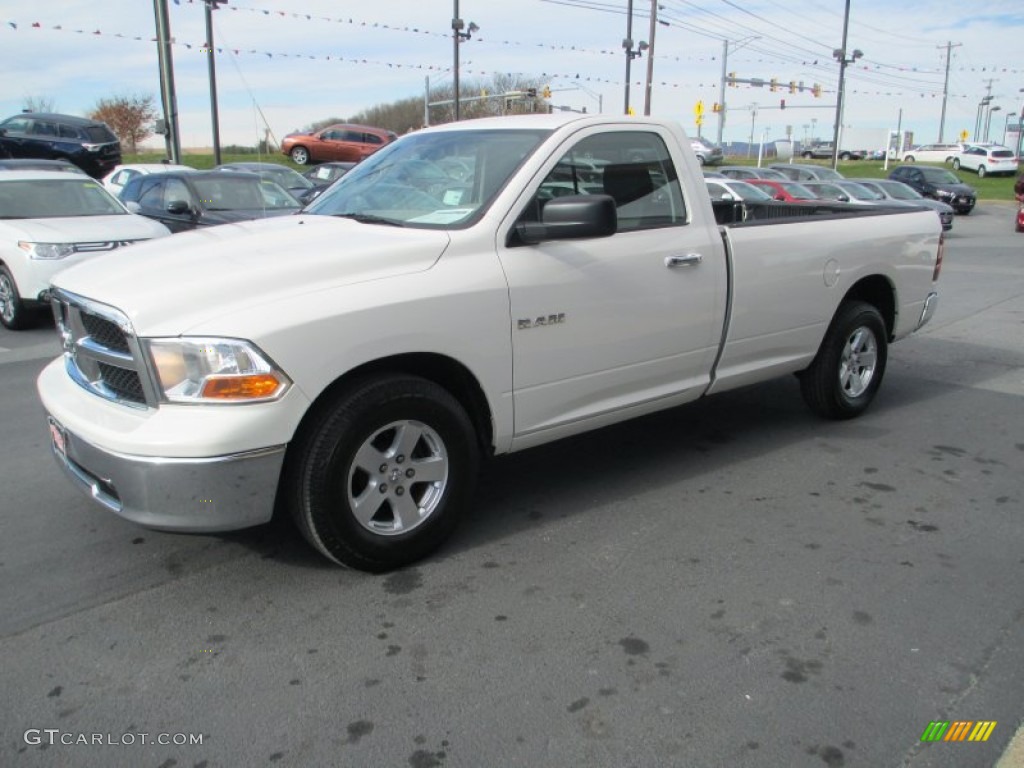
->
[200, 374, 282, 400]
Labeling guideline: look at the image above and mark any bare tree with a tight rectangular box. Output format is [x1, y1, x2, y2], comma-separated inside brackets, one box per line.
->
[22, 95, 57, 113]
[88, 94, 158, 154]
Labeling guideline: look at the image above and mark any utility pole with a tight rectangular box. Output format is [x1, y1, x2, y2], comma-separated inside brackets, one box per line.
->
[936, 41, 961, 142]
[152, 0, 181, 163]
[643, 0, 658, 115]
[830, 0, 862, 170]
[717, 40, 728, 147]
[202, 0, 225, 166]
[624, 0, 634, 114]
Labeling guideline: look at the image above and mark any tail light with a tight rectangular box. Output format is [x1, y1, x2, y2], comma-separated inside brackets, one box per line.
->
[933, 232, 944, 281]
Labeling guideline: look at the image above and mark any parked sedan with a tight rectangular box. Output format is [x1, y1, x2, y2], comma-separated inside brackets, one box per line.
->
[767, 163, 844, 182]
[952, 144, 1018, 178]
[705, 179, 775, 202]
[0, 171, 170, 329]
[302, 161, 357, 186]
[799, 180, 905, 206]
[847, 178, 954, 230]
[214, 162, 317, 204]
[102, 163, 195, 197]
[0, 158, 86, 174]
[888, 165, 976, 214]
[718, 166, 789, 181]
[745, 178, 821, 201]
[120, 171, 301, 233]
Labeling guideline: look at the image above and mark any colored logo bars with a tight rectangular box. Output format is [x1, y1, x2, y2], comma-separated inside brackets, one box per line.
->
[921, 721, 997, 743]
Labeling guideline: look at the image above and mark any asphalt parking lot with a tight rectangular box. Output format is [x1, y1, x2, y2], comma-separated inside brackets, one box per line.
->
[1, 201, 1022, 767]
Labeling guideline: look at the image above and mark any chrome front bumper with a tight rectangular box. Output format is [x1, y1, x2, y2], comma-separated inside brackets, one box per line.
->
[46, 414, 286, 532]
[917, 291, 939, 331]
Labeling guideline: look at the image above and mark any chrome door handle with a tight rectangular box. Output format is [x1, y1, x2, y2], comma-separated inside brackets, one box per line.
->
[665, 254, 703, 268]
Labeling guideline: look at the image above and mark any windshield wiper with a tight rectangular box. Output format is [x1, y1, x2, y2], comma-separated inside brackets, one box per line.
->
[332, 213, 405, 227]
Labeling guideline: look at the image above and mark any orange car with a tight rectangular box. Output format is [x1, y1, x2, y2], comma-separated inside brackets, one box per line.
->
[281, 123, 397, 166]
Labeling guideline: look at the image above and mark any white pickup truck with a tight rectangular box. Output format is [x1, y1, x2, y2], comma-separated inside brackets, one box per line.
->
[37, 114, 942, 571]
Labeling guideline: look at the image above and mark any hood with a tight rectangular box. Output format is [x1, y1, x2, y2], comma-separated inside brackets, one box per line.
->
[52, 214, 450, 336]
[5, 214, 170, 243]
[928, 180, 975, 195]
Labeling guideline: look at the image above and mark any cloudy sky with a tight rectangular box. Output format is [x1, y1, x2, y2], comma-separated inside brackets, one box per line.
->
[2, 0, 1022, 152]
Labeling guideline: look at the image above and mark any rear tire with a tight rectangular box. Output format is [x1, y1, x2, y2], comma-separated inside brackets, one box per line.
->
[286, 375, 479, 571]
[0, 265, 29, 330]
[799, 301, 888, 420]
[977, 165, 987, 178]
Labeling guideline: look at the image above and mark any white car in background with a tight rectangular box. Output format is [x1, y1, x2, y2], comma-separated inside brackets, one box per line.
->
[952, 144, 1018, 177]
[101, 163, 195, 198]
[900, 143, 962, 164]
[0, 171, 171, 329]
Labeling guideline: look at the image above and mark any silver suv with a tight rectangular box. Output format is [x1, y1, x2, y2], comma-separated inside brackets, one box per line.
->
[691, 138, 723, 167]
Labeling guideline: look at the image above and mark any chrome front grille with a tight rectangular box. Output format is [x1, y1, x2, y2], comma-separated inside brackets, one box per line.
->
[51, 289, 156, 409]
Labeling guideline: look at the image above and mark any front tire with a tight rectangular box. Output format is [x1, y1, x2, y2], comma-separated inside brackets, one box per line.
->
[0, 265, 29, 330]
[799, 301, 888, 420]
[286, 375, 480, 571]
[290, 146, 310, 165]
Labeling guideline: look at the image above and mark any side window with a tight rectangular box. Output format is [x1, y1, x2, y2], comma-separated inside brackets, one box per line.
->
[1, 118, 31, 134]
[525, 131, 686, 233]
[137, 179, 165, 209]
[31, 121, 58, 137]
[58, 124, 83, 139]
[321, 130, 341, 141]
[363, 133, 384, 146]
[163, 178, 193, 208]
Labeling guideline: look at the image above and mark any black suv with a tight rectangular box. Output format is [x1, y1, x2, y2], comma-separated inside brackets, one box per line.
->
[0, 113, 121, 178]
[888, 165, 976, 215]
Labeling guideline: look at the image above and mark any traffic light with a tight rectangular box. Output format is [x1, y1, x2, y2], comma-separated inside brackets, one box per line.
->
[789, 80, 797, 94]
[812, 83, 822, 98]
[728, 72, 736, 87]
[780, 99, 786, 110]
[542, 85, 552, 99]
[712, 102, 721, 113]
[526, 87, 537, 98]
[770, 77, 778, 93]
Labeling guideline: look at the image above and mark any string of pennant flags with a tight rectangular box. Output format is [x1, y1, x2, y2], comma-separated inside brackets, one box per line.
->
[1, 17, 1010, 97]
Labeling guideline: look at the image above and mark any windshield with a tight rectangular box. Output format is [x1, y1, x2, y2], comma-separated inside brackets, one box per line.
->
[191, 177, 301, 211]
[839, 182, 883, 201]
[305, 128, 552, 228]
[920, 168, 962, 184]
[257, 166, 314, 190]
[780, 181, 816, 198]
[0, 178, 125, 218]
[812, 168, 844, 181]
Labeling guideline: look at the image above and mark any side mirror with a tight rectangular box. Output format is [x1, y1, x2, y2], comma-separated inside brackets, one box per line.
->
[515, 194, 617, 245]
[837, 194, 850, 202]
[166, 200, 192, 215]
[125, 201, 142, 213]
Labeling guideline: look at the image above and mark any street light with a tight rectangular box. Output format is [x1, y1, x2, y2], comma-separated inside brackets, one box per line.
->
[451, 1, 479, 122]
[828, 0, 861, 169]
[975, 95, 992, 141]
[984, 105, 1002, 143]
[202, 0, 227, 166]
[622, 0, 648, 114]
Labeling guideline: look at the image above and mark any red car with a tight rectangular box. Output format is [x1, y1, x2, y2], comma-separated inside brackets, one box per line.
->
[746, 178, 820, 202]
[281, 123, 397, 166]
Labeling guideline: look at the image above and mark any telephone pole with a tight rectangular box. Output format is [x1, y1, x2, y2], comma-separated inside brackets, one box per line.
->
[152, 0, 181, 163]
[936, 41, 961, 142]
[642, 0, 658, 115]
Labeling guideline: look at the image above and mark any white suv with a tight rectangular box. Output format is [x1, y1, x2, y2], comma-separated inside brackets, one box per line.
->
[900, 143, 962, 164]
[952, 144, 1018, 177]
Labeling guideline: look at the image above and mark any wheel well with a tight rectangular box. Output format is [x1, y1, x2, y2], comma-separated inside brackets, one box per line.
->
[298, 353, 495, 455]
[841, 276, 896, 339]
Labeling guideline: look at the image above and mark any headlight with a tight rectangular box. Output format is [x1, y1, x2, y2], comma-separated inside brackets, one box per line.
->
[143, 338, 291, 404]
[18, 242, 76, 260]
[935, 189, 955, 199]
